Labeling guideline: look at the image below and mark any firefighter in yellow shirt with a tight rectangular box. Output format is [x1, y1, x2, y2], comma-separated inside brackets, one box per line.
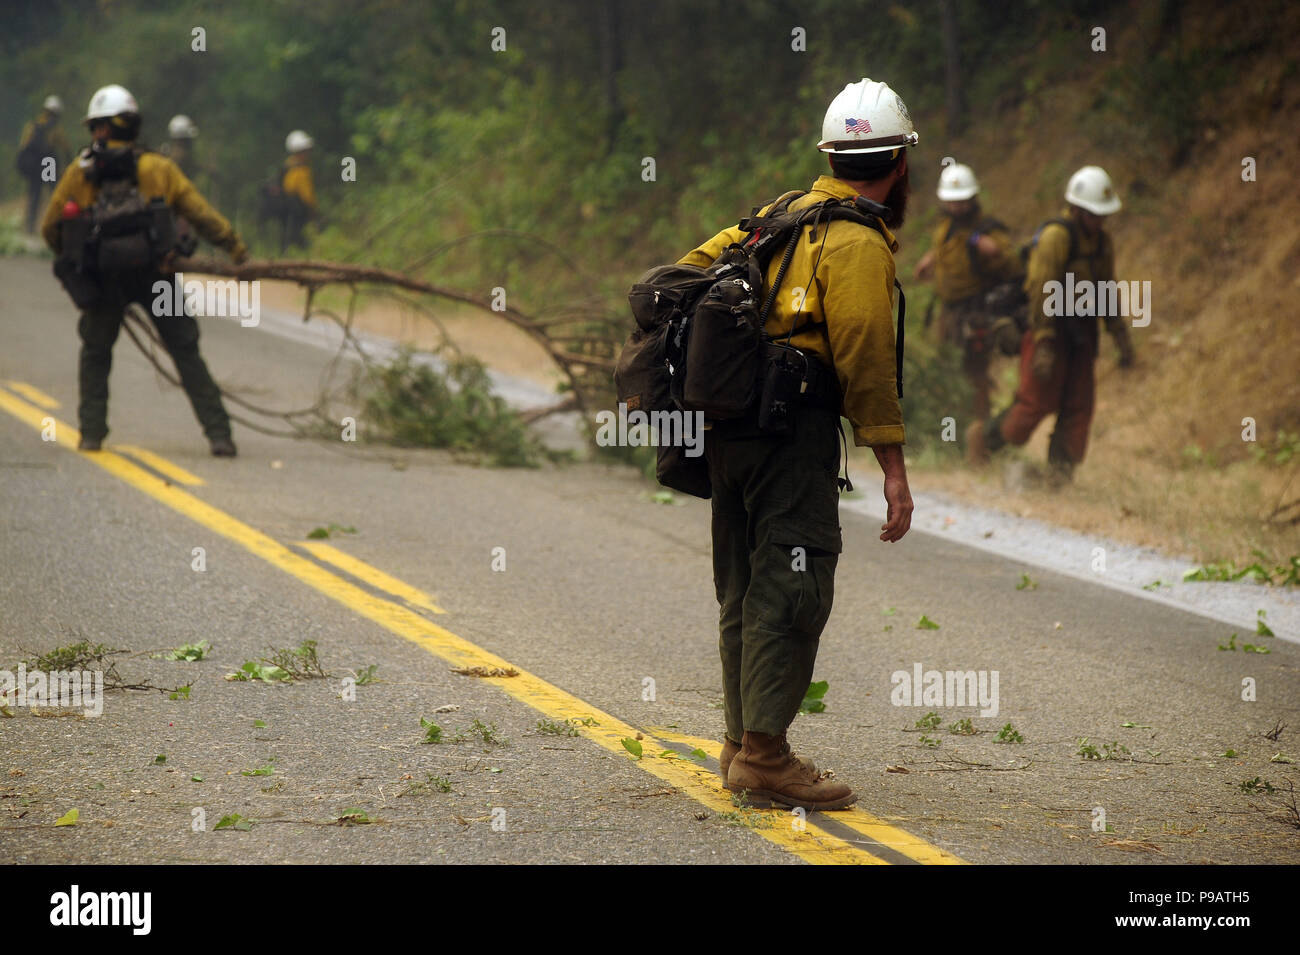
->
[281, 130, 317, 251]
[675, 78, 916, 812]
[913, 163, 1021, 430]
[42, 85, 248, 456]
[17, 95, 71, 233]
[971, 166, 1135, 481]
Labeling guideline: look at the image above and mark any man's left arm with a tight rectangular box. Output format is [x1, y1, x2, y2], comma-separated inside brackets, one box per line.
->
[821, 242, 905, 448]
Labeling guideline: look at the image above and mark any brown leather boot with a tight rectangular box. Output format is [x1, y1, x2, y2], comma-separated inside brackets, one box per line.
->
[726, 731, 856, 811]
[718, 737, 741, 781]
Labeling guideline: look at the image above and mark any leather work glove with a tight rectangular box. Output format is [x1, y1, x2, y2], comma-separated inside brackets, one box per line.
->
[1030, 336, 1057, 382]
[227, 237, 249, 265]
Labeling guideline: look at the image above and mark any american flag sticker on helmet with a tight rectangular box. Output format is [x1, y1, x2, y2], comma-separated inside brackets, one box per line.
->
[845, 117, 873, 133]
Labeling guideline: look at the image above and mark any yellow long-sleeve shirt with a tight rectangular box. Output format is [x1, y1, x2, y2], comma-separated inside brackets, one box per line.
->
[41, 143, 243, 256]
[18, 111, 71, 172]
[677, 175, 904, 447]
[1024, 207, 1116, 345]
[282, 155, 317, 210]
[930, 214, 1018, 304]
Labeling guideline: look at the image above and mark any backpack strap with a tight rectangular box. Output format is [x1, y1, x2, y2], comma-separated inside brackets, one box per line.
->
[767, 198, 906, 399]
[1035, 217, 1078, 265]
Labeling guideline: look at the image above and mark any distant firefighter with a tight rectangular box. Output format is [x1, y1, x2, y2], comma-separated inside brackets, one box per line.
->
[971, 166, 1136, 483]
[16, 94, 71, 234]
[280, 129, 317, 251]
[914, 162, 1023, 432]
[42, 85, 248, 457]
[158, 114, 199, 177]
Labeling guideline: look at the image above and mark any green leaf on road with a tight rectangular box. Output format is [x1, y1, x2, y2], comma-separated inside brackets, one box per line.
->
[54, 808, 79, 827]
[916, 615, 940, 630]
[1256, 610, 1274, 637]
[621, 738, 643, 758]
[1016, 573, 1038, 591]
[419, 718, 443, 744]
[241, 763, 275, 777]
[799, 680, 828, 714]
[214, 813, 252, 831]
[191, 774, 203, 782]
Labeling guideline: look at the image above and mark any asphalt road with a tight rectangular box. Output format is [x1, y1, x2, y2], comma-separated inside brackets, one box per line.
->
[2, 256, 1297, 864]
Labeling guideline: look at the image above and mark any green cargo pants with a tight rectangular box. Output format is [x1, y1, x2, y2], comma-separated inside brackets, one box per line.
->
[76, 270, 232, 443]
[706, 404, 842, 741]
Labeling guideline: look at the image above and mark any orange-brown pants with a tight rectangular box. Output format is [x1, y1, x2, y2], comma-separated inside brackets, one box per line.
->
[994, 331, 1096, 467]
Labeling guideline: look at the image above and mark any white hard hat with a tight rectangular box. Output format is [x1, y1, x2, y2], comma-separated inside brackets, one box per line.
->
[168, 114, 198, 139]
[937, 163, 979, 201]
[43, 95, 63, 114]
[1065, 165, 1121, 215]
[817, 78, 918, 155]
[285, 130, 314, 153]
[85, 84, 139, 122]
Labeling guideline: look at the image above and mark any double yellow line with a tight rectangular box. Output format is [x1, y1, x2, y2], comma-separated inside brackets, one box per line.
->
[0, 380, 964, 865]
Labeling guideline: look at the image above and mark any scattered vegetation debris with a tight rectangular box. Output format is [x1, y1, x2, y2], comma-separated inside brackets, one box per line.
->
[54, 808, 79, 827]
[336, 807, 374, 826]
[621, 738, 643, 759]
[307, 523, 357, 539]
[916, 614, 940, 630]
[214, 813, 253, 831]
[994, 723, 1024, 744]
[403, 774, 453, 796]
[226, 661, 291, 683]
[358, 346, 548, 467]
[1077, 738, 1131, 761]
[454, 719, 507, 746]
[228, 640, 327, 683]
[536, 718, 580, 737]
[20, 634, 188, 695]
[1016, 573, 1038, 591]
[1183, 551, 1300, 587]
[915, 712, 942, 731]
[799, 680, 828, 714]
[949, 718, 977, 736]
[1240, 777, 1276, 795]
[450, 664, 519, 678]
[419, 718, 443, 744]
[158, 641, 211, 661]
[351, 664, 379, 685]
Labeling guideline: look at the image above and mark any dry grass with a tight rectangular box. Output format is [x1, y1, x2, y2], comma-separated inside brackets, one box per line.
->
[885, 2, 1300, 567]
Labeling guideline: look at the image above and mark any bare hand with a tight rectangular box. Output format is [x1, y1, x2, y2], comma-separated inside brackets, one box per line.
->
[880, 474, 913, 542]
